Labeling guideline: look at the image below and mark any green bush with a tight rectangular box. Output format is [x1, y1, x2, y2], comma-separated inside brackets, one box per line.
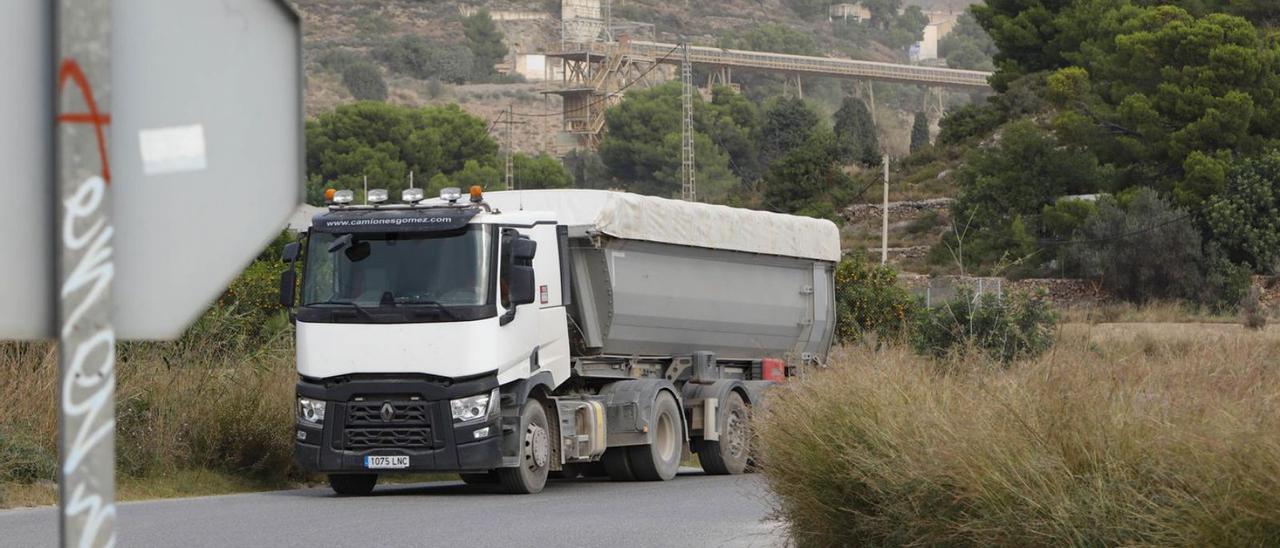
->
[911, 291, 1057, 363]
[1059, 189, 1206, 303]
[0, 428, 56, 483]
[375, 36, 474, 83]
[1207, 150, 1280, 274]
[316, 48, 363, 73]
[937, 104, 1003, 145]
[834, 253, 916, 345]
[341, 62, 387, 102]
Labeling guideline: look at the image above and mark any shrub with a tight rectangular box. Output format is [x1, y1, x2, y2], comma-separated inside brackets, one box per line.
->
[375, 36, 474, 83]
[937, 103, 1002, 145]
[1242, 286, 1267, 330]
[758, 334, 1280, 546]
[834, 253, 916, 346]
[0, 428, 56, 483]
[1059, 188, 1206, 303]
[341, 62, 387, 102]
[911, 290, 1056, 363]
[1207, 150, 1280, 274]
[316, 48, 363, 73]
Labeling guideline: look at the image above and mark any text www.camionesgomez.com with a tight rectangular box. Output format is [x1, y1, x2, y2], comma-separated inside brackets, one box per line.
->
[324, 217, 453, 227]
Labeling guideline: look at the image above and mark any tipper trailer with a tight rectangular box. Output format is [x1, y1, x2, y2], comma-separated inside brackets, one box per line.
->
[281, 187, 839, 494]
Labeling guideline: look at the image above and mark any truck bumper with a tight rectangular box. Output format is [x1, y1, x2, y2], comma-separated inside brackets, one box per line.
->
[293, 373, 503, 474]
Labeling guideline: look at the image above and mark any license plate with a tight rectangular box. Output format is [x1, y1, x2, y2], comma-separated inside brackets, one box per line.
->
[364, 455, 409, 469]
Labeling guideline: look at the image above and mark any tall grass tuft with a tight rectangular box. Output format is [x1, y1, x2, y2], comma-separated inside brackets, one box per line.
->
[0, 306, 302, 496]
[757, 331, 1280, 547]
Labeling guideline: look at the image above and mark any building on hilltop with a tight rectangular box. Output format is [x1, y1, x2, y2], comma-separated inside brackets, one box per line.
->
[829, 3, 871, 23]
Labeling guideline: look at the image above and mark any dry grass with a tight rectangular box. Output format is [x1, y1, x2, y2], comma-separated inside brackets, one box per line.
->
[0, 308, 304, 509]
[1058, 300, 1241, 325]
[758, 327, 1280, 547]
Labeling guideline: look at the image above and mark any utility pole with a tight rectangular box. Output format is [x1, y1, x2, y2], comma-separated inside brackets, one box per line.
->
[681, 41, 696, 202]
[881, 154, 890, 265]
[504, 104, 514, 191]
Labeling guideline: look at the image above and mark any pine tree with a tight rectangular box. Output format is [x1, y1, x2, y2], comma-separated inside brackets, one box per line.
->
[832, 97, 879, 166]
[910, 112, 930, 153]
[463, 9, 507, 80]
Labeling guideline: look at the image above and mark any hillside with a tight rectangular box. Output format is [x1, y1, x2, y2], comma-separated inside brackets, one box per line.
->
[292, 0, 980, 151]
[291, 0, 990, 274]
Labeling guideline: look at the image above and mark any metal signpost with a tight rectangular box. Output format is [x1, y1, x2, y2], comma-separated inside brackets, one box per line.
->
[2, 1, 303, 545]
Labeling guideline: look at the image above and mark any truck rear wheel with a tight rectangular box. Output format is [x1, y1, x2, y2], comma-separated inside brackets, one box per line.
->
[328, 473, 377, 496]
[497, 399, 551, 494]
[699, 391, 750, 475]
[627, 391, 683, 481]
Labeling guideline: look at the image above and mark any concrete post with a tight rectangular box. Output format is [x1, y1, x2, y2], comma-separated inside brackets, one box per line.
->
[881, 154, 889, 265]
[54, 0, 117, 545]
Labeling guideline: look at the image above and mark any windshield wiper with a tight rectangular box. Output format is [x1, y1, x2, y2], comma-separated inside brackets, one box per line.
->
[312, 300, 375, 320]
[398, 299, 459, 321]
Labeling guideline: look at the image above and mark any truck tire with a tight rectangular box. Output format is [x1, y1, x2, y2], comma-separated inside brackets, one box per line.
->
[459, 471, 498, 485]
[602, 447, 635, 481]
[699, 391, 750, 475]
[497, 399, 551, 494]
[626, 391, 683, 481]
[328, 473, 377, 496]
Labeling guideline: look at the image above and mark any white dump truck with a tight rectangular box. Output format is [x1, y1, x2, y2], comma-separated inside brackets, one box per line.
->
[280, 187, 839, 494]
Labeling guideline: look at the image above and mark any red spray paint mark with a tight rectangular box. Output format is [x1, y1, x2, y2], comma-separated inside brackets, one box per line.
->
[55, 59, 112, 183]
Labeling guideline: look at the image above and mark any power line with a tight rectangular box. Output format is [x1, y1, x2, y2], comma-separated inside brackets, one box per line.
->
[936, 208, 1197, 248]
[1035, 212, 1195, 246]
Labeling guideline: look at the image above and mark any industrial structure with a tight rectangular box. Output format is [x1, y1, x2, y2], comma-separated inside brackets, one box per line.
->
[543, 0, 993, 149]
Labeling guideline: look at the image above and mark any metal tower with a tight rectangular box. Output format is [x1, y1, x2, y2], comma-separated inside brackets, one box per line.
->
[680, 41, 696, 202]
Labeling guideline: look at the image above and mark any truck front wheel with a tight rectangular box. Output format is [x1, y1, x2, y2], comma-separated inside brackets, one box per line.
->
[699, 391, 750, 475]
[627, 391, 683, 481]
[497, 399, 551, 494]
[328, 473, 377, 496]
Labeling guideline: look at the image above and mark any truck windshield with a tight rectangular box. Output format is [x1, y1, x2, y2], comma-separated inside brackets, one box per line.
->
[301, 227, 493, 310]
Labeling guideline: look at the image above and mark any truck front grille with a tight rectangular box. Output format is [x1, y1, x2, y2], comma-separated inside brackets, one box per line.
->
[344, 427, 432, 450]
[346, 401, 429, 426]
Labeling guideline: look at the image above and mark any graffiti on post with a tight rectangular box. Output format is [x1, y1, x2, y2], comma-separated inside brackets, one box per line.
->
[56, 57, 117, 548]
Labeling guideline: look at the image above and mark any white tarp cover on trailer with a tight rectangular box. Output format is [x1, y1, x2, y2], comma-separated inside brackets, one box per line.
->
[482, 189, 841, 262]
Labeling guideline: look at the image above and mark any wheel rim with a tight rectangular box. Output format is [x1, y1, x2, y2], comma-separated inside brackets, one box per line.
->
[525, 422, 549, 470]
[725, 409, 746, 460]
[655, 411, 676, 463]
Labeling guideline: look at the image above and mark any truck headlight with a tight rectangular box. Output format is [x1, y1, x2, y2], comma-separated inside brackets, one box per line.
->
[298, 397, 325, 425]
[451, 388, 499, 423]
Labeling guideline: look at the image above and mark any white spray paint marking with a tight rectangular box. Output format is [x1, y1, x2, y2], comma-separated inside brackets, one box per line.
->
[59, 174, 117, 547]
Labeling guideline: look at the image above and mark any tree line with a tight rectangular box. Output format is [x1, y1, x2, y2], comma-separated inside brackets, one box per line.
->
[925, 0, 1280, 307]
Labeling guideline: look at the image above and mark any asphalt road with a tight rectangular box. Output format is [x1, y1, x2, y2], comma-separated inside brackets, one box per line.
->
[0, 470, 784, 547]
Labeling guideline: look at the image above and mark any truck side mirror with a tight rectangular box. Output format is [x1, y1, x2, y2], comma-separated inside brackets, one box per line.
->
[509, 265, 536, 306]
[281, 242, 300, 263]
[511, 238, 536, 261]
[499, 230, 537, 325]
[280, 241, 300, 308]
[279, 268, 296, 308]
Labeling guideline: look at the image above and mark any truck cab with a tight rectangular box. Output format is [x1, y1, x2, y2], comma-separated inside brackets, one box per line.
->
[286, 187, 572, 494]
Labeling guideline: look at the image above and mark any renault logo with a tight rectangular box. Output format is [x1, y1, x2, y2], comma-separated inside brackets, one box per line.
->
[380, 402, 395, 422]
